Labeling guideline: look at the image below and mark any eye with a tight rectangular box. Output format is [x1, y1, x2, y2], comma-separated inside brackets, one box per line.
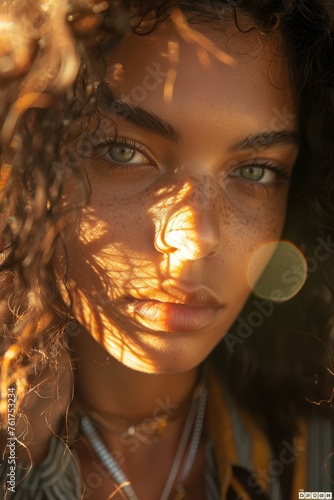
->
[89, 137, 157, 173]
[240, 165, 268, 182]
[108, 144, 148, 164]
[231, 161, 291, 185]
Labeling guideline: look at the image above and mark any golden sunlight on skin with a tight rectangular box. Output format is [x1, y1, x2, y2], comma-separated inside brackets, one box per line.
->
[64, 15, 299, 374]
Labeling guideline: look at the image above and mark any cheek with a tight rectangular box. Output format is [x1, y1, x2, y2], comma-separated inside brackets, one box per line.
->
[67, 189, 155, 296]
[202, 195, 288, 301]
[222, 179, 288, 249]
[225, 199, 286, 262]
[80, 191, 153, 253]
[231, 204, 286, 245]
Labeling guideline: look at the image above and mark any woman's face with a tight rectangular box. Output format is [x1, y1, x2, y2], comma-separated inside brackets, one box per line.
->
[63, 16, 299, 373]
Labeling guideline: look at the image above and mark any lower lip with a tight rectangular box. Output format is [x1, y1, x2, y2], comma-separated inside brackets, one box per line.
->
[129, 300, 221, 332]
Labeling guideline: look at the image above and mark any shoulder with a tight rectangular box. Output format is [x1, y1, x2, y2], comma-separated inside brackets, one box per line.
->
[0, 429, 81, 500]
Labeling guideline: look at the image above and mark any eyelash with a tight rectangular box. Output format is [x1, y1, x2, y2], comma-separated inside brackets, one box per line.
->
[92, 137, 291, 186]
[92, 137, 155, 172]
[233, 160, 291, 181]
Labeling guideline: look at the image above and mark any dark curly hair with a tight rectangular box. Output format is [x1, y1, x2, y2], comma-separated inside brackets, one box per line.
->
[0, 0, 333, 453]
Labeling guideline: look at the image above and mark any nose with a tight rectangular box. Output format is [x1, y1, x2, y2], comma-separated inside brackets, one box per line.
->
[154, 177, 221, 260]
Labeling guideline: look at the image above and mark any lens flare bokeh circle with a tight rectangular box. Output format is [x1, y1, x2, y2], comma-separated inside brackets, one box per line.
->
[247, 241, 307, 303]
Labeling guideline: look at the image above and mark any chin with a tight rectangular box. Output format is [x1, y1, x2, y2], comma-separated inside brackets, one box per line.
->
[120, 355, 204, 375]
[102, 334, 212, 375]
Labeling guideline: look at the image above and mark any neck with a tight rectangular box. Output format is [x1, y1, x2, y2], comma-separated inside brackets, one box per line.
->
[69, 327, 207, 500]
[69, 326, 199, 424]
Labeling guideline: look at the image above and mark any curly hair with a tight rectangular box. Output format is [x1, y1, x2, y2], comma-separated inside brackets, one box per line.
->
[0, 0, 157, 422]
[0, 0, 333, 446]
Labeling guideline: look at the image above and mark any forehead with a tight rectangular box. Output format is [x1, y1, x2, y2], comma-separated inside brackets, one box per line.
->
[103, 17, 296, 137]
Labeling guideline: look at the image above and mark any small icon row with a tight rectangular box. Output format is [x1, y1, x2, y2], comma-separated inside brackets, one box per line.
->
[298, 493, 332, 499]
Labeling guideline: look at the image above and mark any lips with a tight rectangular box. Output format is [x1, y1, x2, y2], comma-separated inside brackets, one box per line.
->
[128, 283, 223, 307]
[127, 286, 224, 332]
[129, 300, 220, 332]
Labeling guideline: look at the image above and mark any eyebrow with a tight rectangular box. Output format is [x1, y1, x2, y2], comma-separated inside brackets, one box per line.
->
[110, 100, 181, 144]
[230, 130, 300, 152]
[97, 82, 299, 151]
[97, 83, 181, 144]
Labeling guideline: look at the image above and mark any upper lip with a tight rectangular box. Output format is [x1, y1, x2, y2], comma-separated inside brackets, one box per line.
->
[128, 284, 223, 308]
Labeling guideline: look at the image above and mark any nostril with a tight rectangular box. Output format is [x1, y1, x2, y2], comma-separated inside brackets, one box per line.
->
[164, 227, 220, 260]
[154, 227, 176, 254]
[154, 199, 221, 259]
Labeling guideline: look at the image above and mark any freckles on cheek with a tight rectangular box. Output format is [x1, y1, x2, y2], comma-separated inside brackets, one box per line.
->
[221, 198, 287, 265]
[247, 205, 286, 239]
[221, 174, 289, 226]
[78, 188, 154, 264]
